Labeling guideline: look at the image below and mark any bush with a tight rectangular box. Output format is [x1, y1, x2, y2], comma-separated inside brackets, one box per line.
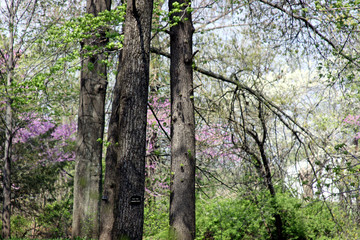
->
[196, 196, 268, 240]
[196, 191, 358, 240]
[143, 197, 169, 240]
[36, 199, 72, 239]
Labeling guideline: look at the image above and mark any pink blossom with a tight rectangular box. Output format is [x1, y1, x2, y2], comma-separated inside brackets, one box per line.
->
[14, 116, 55, 143]
[343, 114, 360, 139]
[343, 114, 360, 125]
[12, 115, 77, 164]
[51, 123, 77, 141]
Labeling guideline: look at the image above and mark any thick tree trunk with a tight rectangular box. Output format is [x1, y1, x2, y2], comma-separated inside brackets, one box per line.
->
[72, 0, 111, 238]
[168, 1, 196, 239]
[99, 0, 153, 239]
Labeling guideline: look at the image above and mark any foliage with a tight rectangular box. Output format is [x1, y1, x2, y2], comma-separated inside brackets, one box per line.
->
[36, 199, 73, 239]
[196, 196, 267, 240]
[0, 116, 76, 239]
[2, 0, 360, 239]
[143, 198, 169, 240]
[42, 5, 126, 73]
[142, 189, 360, 240]
[46, 5, 126, 49]
[5, 198, 73, 239]
[195, 192, 357, 240]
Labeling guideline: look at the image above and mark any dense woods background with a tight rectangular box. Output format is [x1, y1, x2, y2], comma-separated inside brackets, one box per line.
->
[1, 0, 360, 239]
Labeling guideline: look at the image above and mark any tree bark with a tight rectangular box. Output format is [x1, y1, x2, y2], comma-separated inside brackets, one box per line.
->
[99, 0, 153, 239]
[72, 0, 111, 238]
[168, 0, 196, 239]
[2, 75, 13, 240]
[2, 5, 15, 237]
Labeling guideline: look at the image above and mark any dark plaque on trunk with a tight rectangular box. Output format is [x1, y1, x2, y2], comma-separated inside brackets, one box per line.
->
[130, 196, 141, 205]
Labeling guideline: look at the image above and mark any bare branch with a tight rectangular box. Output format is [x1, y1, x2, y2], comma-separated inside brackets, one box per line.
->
[258, 0, 360, 68]
[151, 46, 313, 140]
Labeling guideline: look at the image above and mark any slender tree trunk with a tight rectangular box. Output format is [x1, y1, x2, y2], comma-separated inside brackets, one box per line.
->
[2, 77, 12, 240]
[257, 104, 284, 240]
[259, 146, 284, 240]
[2, 5, 15, 237]
[169, 0, 196, 239]
[72, 0, 111, 238]
[241, 103, 284, 240]
[99, 0, 153, 239]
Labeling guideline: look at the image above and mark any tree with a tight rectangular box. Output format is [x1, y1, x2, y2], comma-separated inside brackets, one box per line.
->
[10, 116, 76, 238]
[2, 44, 13, 240]
[99, 0, 154, 239]
[72, 0, 111, 238]
[230, 98, 285, 240]
[168, 0, 196, 239]
[0, 1, 81, 237]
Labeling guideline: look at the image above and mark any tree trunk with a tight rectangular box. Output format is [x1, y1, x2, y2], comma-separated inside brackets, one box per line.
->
[2, 7, 15, 237]
[259, 145, 284, 240]
[99, 0, 153, 239]
[169, 0, 196, 239]
[72, 0, 111, 238]
[241, 102, 284, 240]
[2, 79, 12, 240]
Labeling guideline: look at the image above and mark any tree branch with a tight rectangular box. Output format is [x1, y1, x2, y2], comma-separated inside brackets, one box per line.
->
[258, 0, 360, 67]
[147, 102, 171, 141]
[150, 46, 313, 140]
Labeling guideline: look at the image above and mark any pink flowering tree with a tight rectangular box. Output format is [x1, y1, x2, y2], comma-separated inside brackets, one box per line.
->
[196, 123, 241, 167]
[145, 96, 171, 199]
[12, 114, 76, 162]
[0, 114, 76, 238]
[145, 96, 240, 198]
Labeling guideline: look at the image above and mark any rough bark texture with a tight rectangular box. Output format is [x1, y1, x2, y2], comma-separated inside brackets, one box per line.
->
[169, 0, 196, 239]
[99, 0, 153, 239]
[72, 0, 111, 238]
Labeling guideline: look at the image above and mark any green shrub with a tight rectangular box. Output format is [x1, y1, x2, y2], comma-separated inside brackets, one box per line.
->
[196, 191, 358, 240]
[143, 198, 169, 240]
[10, 215, 32, 238]
[36, 199, 72, 238]
[276, 193, 336, 239]
[196, 197, 268, 240]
